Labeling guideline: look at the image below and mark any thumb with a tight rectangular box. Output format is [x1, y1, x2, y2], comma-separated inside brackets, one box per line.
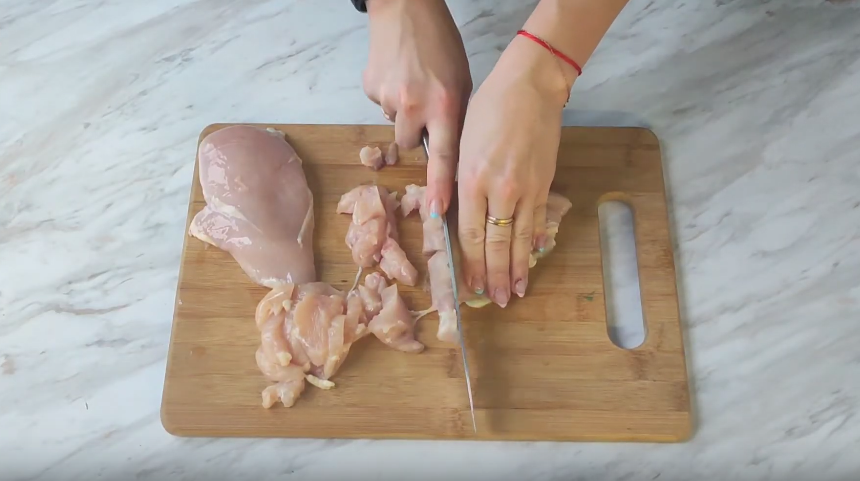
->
[424, 119, 460, 218]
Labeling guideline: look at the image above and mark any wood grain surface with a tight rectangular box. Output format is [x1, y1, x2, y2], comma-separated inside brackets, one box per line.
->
[160, 123, 692, 442]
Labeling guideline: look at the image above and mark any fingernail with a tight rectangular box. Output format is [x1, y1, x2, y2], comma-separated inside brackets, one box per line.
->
[472, 278, 485, 295]
[514, 279, 527, 298]
[534, 235, 547, 252]
[493, 288, 509, 308]
[429, 199, 440, 219]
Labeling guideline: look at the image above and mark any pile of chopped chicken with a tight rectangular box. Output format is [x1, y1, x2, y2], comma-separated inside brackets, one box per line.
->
[337, 185, 418, 287]
[254, 273, 423, 408]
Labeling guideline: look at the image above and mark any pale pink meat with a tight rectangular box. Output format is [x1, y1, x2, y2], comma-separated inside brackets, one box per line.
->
[357, 272, 388, 318]
[346, 217, 387, 267]
[255, 282, 369, 408]
[379, 238, 419, 286]
[254, 274, 422, 408]
[368, 284, 424, 353]
[188, 125, 315, 287]
[402, 184, 460, 342]
[427, 251, 459, 343]
[256, 347, 306, 408]
[359, 146, 385, 171]
[338, 185, 417, 286]
[385, 142, 399, 166]
[400, 184, 444, 254]
[530, 192, 574, 266]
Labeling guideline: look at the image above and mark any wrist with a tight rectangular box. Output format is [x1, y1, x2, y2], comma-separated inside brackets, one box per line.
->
[497, 36, 576, 109]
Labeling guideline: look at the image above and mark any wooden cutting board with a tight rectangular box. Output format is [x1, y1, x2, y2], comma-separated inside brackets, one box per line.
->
[161, 123, 692, 442]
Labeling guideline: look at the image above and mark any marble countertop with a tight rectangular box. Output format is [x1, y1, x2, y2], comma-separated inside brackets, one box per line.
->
[2, 0, 859, 479]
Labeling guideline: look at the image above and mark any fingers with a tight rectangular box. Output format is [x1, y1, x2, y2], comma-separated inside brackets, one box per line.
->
[532, 199, 548, 253]
[457, 183, 487, 297]
[510, 199, 535, 298]
[485, 193, 517, 308]
[393, 109, 423, 149]
[424, 118, 459, 217]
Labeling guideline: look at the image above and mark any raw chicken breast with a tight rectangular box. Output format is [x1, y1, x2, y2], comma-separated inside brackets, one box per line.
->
[189, 125, 316, 287]
[338, 185, 418, 286]
[368, 284, 425, 353]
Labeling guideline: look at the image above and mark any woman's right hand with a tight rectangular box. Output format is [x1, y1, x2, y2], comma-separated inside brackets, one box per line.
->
[363, 0, 472, 218]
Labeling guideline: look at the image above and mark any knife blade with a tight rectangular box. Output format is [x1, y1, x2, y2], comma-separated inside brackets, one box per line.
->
[422, 131, 477, 434]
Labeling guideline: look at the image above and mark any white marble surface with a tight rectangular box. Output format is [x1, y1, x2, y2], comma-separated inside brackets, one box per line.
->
[2, 0, 860, 479]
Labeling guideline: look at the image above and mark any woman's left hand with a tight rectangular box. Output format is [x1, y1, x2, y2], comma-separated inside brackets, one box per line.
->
[456, 36, 576, 308]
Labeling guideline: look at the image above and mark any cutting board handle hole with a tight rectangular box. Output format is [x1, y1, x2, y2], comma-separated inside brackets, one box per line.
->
[598, 200, 646, 349]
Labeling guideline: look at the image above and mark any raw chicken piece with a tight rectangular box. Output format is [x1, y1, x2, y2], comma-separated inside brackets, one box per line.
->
[189, 125, 316, 287]
[255, 283, 295, 329]
[359, 145, 385, 170]
[346, 217, 387, 267]
[357, 143, 398, 170]
[368, 284, 425, 353]
[385, 142, 399, 166]
[383, 190, 401, 242]
[427, 251, 459, 343]
[357, 272, 388, 318]
[402, 184, 461, 342]
[379, 238, 419, 286]
[256, 347, 306, 408]
[340, 185, 388, 267]
[529, 192, 574, 267]
[338, 185, 418, 286]
[401, 184, 445, 254]
[262, 380, 306, 409]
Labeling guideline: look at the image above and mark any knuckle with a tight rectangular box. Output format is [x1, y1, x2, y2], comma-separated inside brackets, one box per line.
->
[460, 226, 485, 245]
[486, 230, 510, 246]
[493, 180, 520, 202]
[435, 89, 460, 113]
[398, 85, 423, 113]
[514, 225, 533, 241]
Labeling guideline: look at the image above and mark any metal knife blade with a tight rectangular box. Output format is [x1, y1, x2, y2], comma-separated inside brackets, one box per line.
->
[422, 131, 477, 434]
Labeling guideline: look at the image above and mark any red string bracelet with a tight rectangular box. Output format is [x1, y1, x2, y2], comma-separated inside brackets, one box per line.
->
[516, 29, 583, 77]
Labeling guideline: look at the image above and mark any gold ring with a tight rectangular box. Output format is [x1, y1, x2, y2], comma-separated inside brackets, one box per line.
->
[486, 215, 514, 227]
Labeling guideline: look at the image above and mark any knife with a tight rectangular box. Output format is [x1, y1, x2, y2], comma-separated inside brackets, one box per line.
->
[422, 131, 477, 434]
